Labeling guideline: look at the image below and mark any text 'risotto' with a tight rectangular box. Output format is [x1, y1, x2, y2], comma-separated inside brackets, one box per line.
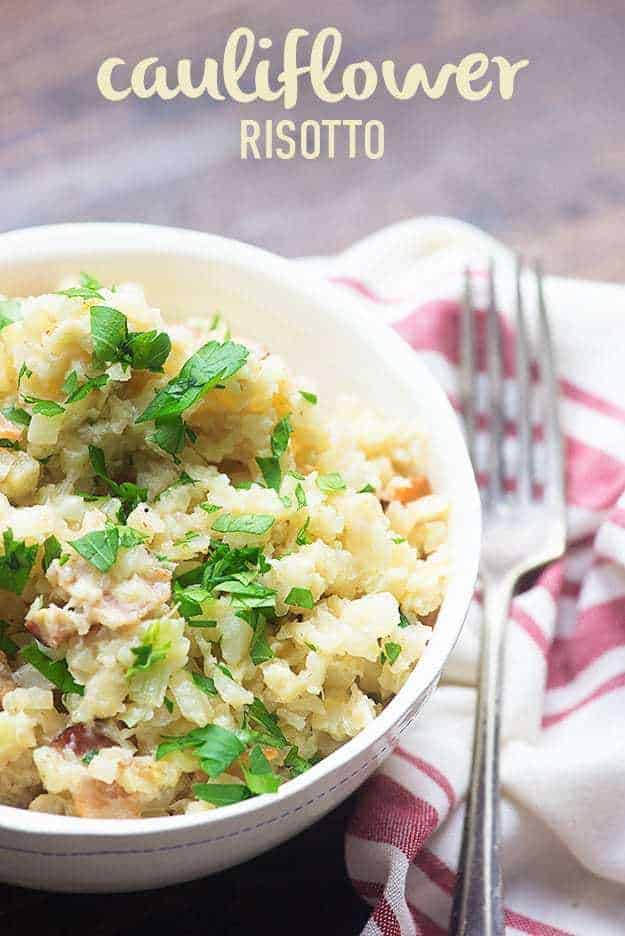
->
[0, 275, 447, 818]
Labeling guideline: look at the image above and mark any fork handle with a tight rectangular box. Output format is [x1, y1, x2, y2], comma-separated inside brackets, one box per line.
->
[449, 578, 513, 936]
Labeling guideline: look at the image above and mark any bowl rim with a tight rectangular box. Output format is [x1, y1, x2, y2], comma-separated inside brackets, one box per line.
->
[0, 222, 481, 839]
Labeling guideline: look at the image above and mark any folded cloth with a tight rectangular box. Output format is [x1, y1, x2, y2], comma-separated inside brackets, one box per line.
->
[309, 218, 625, 936]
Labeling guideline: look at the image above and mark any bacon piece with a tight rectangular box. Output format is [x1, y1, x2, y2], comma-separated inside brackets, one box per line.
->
[51, 724, 116, 758]
[386, 475, 431, 504]
[0, 413, 24, 443]
[72, 778, 141, 819]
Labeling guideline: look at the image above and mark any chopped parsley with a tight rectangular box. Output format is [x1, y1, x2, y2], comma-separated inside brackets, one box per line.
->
[0, 299, 22, 331]
[22, 643, 84, 695]
[241, 745, 282, 794]
[285, 587, 314, 610]
[137, 340, 248, 424]
[0, 529, 38, 595]
[243, 697, 287, 748]
[149, 417, 186, 460]
[90, 305, 172, 372]
[316, 472, 346, 494]
[238, 609, 274, 665]
[271, 415, 292, 457]
[398, 609, 411, 629]
[157, 723, 246, 778]
[42, 535, 63, 573]
[0, 621, 18, 657]
[88, 445, 147, 518]
[392, 536, 406, 544]
[211, 513, 274, 536]
[192, 671, 218, 697]
[200, 502, 221, 514]
[163, 696, 174, 714]
[193, 783, 251, 806]
[256, 456, 281, 492]
[284, 745, 314, 777]
[2, 406, 30, 427]
[82, 749, 99, 765]
[294, 483, 306, 509]
[295, 516, 312, 546]
[299, 390, 317, 405]
[80, 272, 102, 290]
[70, 526, 120, 573]
[382, 641, 401, 666]
[358, 483, 375, 494]
[57, 286, 104, 301]
[124, 330, 172, 373]
[22, 396, 65, 418]
[126, 621, 171, 679]
[62, 371, 109, 405]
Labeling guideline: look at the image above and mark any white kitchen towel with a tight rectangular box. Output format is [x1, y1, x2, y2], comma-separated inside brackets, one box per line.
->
[308, 218, 625, 936]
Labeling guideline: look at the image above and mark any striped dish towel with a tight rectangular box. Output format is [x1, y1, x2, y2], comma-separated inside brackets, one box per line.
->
[308, 218, 625, 936]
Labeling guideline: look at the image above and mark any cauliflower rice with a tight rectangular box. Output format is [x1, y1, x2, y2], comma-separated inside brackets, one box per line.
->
[0, 274, 447, 818]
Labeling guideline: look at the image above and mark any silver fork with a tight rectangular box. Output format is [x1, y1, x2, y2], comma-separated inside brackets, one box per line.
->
[449, 260, 567, 936]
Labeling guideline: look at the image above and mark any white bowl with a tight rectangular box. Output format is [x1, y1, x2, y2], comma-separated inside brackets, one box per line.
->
[0, 223, 480, 893]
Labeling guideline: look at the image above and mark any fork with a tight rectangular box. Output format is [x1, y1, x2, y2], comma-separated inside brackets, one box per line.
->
[449, 259, 567, 936]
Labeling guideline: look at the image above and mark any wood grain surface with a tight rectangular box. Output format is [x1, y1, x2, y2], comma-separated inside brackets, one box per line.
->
[0, 3, 623, 935]
[1, 0, 624, 280]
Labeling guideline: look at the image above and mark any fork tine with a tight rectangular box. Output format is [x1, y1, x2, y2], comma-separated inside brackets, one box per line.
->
[460, 269, 477, 470]
[535, 262, 565, 509]
[515, 256, 533, 500]
[486, 259, 504, 500]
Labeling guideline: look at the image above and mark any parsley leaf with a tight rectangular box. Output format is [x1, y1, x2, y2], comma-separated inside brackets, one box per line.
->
[398, 609, 411, 629]
[285, 587, 314, 610]
[241, 745, 282, 794]
[212, 513, 275, 536]
[0, 299, 22, 331]
[244, 698, 287, 748]
[316, 473, 346, 494]
[125, 330, 172, 373]
[284, 745, 314, 777]
[294, 483, 306, 509]
[90, 306, 128, 366]
[57, 286, 104, 301]
[193, 783, 251, 806]
[383, 641, 401, 666]
[358, 483, 375, 494]
[271, 415, 292, 458]
[82, 750, 98, 765]
[2, 406, 30, 427]
[126, 621, 171, 678]
[299, 390, 317, 404]
[295, 515, 312, 546]
[88, 445, 147, 517]
[22, 397, 65, 417]
[149, 416, 186, 460]
[137, 340, 248, 424]
[42, 535, 62, 573]
[63, 371, 109, 405]
[0, 529, 38, 594]
[192, 671, 218, 697]
[256, 456, 281, 492]
[70, 526, 119, 573]
[80, 272, 102, 290]
[215, 579, 276, 610]
[157, 724, 246, 778]
[22, 643, 84, 695]
[0, 620, 18, 657]
[238, 609, 274, 665]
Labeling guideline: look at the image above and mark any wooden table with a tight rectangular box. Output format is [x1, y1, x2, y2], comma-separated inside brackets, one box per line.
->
[1, 3, 624, 934]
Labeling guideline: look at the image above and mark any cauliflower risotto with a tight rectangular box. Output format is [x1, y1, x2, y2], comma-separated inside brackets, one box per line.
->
[0, 274, 447, 818]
